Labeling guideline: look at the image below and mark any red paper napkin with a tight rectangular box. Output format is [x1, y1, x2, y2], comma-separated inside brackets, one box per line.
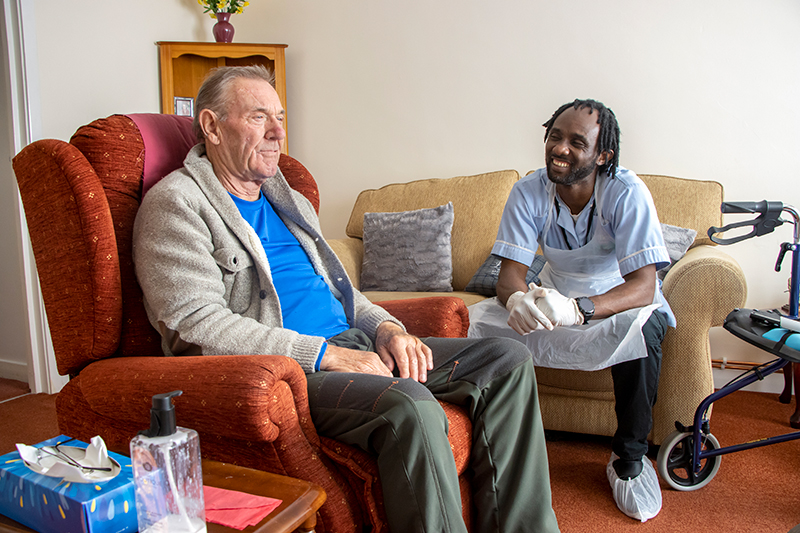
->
[204, 485, 282, 530]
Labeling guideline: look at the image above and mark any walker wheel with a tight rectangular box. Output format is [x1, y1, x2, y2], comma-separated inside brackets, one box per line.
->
[657, 430, 721, 491]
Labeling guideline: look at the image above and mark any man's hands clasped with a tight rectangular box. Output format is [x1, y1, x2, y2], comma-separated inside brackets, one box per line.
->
[506, 284, 553, 334]
[319, 322, 433, 382]
[534, 286, 584, 327]
[506, 283, 584, 335]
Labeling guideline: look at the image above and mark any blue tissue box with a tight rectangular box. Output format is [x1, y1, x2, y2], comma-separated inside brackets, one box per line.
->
[0, 435, 137, 533]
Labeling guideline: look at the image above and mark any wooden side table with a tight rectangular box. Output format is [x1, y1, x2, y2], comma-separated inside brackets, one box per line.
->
[203, 461, 325, 533]
[0, 460, 325, 533]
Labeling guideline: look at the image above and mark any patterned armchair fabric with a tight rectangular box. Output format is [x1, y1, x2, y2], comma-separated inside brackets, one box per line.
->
[13, 114, 474, 533]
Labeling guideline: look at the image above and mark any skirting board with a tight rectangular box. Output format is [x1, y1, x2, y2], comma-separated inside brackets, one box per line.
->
[712, 367, 783, 395]
[0, 359, 27, 383]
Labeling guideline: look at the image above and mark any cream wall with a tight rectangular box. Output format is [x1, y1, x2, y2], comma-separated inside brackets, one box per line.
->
[11, 0, 800, 390]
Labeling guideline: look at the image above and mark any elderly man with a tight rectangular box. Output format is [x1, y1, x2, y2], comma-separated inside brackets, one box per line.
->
[132, 65, 560, 533]
[469, 99, 672, 522]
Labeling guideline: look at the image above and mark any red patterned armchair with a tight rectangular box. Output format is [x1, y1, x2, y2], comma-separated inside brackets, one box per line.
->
[12, 114, 475, 532]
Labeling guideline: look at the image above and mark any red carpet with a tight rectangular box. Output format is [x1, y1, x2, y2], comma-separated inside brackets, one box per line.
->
[0, 378, 29, 402]
[548, 390, 800, 532]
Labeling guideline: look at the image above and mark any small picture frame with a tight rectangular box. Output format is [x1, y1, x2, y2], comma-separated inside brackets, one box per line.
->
[174, 97, 194, 117]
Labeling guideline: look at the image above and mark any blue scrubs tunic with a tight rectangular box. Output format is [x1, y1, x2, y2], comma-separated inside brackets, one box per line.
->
[493, 166, 675, 326]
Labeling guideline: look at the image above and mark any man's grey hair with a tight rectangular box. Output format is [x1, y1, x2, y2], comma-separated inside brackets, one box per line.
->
[192, 65, 276, 142]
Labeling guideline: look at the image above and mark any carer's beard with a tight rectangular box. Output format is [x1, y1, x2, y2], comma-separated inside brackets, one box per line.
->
[546, 160, 597, 187]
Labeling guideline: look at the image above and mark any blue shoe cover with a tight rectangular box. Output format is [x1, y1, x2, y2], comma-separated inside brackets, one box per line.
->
[606, 453, 662, 522]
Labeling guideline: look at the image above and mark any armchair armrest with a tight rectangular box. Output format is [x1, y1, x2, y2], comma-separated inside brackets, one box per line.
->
[328, 237, 364, 290]
[378, 296, 469, 338]
[78, 354, 318, 445]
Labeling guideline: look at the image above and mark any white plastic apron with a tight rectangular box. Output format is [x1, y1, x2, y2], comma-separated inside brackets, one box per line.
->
[468, 177, 659, 371]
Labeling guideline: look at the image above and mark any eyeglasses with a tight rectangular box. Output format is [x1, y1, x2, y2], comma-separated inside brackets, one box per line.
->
[36, 437, 112, 473]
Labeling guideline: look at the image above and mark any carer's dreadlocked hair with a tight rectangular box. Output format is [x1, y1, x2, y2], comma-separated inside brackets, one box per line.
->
[542, 99, 620, 178]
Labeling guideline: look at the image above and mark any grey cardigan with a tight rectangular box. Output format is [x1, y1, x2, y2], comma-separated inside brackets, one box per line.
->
[132, 144, 401, 373]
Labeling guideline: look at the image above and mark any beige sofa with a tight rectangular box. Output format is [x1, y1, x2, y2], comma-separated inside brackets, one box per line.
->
[328, 170, 747, 445]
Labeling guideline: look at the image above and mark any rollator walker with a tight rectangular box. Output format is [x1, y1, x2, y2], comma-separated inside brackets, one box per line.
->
[656, 200, 800, 491]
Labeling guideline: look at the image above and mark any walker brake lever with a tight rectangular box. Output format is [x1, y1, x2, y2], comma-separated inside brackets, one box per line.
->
[707, 201, 784, 245]
[775, 242, 797, 273]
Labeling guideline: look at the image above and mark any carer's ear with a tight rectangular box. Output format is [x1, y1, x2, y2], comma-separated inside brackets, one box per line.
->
[198, 109, 221, 145]
[596, 150, 613, 166]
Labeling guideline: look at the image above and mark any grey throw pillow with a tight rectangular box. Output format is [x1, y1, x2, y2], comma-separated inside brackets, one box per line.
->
[465, 253, 546, 296]
[360, 202, 454, 292]
[658, 223, 697, 280]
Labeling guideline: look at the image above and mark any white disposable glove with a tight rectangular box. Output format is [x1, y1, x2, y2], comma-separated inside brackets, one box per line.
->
[534, 286, 584, 327]
[506, 283, 554, 335]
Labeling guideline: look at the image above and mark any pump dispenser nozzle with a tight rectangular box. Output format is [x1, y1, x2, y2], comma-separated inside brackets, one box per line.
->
[141, 390, 183, 438]
[131, 389, 206, 533]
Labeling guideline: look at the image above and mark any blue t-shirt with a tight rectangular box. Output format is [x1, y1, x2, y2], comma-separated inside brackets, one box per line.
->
[229, 193, 349, 365]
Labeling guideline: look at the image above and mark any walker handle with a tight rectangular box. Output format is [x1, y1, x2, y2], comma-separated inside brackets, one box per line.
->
[707, 201, 784, 245]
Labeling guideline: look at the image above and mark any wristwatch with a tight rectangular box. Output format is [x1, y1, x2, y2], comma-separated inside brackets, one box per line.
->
[576, 297, 595, 323]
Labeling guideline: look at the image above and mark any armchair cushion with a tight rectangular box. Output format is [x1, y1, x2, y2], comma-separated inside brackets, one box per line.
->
[127, 114, 197, 198]
[361, 202, 454, 292]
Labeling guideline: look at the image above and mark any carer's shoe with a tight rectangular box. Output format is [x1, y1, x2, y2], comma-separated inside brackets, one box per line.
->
[606, 453, 662, 522]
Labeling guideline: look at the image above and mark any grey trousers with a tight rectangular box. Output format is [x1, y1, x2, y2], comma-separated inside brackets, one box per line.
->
[307, 332, 560, 533]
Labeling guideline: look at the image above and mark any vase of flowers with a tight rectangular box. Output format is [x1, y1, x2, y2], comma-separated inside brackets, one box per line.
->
[198, 0, 250, 43]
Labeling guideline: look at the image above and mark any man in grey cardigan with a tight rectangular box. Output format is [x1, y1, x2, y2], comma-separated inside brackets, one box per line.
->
[133, 65, 559, 533]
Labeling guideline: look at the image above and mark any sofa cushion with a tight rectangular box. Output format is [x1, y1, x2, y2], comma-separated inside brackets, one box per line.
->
[658, 223, 697, 280]
[361, 203, 454, 292]
[465, 253, 546, 296]
[346, 170, 520, 291]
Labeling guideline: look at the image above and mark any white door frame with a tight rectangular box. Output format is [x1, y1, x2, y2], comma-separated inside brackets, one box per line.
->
[3, 0, 65, 394]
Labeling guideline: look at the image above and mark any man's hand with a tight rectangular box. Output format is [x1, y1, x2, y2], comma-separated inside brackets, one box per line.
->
[319, 345, 393, 377]
[535, 287, 584, 327]
[375, 322, 433, 382]
[506, 283, 554, 334]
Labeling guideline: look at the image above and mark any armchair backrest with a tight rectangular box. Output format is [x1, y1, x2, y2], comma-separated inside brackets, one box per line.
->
[14, 114, 318, 376]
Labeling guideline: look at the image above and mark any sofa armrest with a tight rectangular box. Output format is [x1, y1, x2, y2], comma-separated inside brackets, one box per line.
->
[662, 244, 747, 329]
[78, 354, 318, 445]
[378, 296, 470, 338]
[329, 237, 364, 290]
[652, 244, 747, 442]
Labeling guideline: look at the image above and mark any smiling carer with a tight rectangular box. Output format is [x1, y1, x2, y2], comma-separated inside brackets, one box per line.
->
[468, 99, 674, 522]
[131, 65, 561, 533]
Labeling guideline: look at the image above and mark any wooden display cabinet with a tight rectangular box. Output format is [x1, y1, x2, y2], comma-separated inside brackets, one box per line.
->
[157, 41, 288, 153]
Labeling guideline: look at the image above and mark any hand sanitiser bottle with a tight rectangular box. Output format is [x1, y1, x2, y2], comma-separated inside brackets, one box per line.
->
[130, 390, 207, 533]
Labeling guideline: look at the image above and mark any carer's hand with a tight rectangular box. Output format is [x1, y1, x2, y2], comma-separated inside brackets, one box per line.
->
[535, 287, 583, 327]
[506, 283, 554, 334]
[375, 322, 433, 382]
